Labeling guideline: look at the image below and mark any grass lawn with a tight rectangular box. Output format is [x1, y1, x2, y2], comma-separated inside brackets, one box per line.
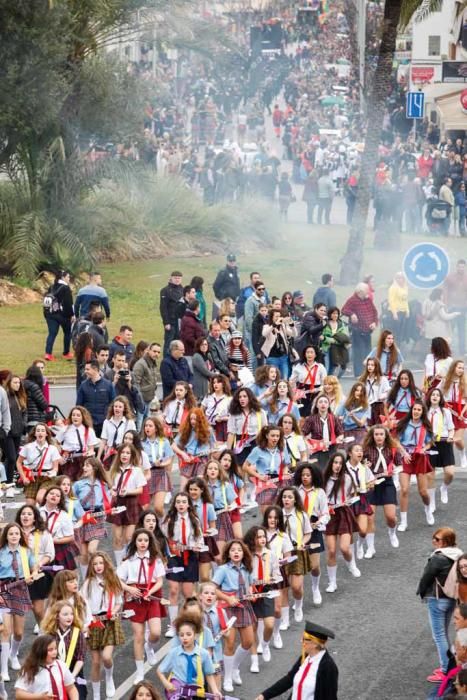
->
[1, 220, 464, 380]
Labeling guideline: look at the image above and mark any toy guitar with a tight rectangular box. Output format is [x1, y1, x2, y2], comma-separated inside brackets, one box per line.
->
[166, 679, 239, 700]
[239, 590, 280, 602]
[279, 555, 298, 566]
[165, 566, 184, 574]
[2, 502, 26, 509]
[255, 474, 291, 495]
[127, 592, 170, 604]
[252, 575, 283, 587]
[214, 504, 238, 516]
[212, 616, 237, 642]
[239, 502, 257, 513]
[0, 572, 44, 592]
[91, 609, 135, 624]
[0, 483, 16, 490]
[291, 542, 321, 553]
[41, 565, 65, 572]
[74, 505, 126, 527]
[203, 528, 218, 537]
[168, 543, 209, 555]
[374, 466, 403, 484]
[307, 436, 354, 453]
[328, 495, 360, 512]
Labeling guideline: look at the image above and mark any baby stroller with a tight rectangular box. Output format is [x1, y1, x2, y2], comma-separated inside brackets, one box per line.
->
[425, 198, 451, 235]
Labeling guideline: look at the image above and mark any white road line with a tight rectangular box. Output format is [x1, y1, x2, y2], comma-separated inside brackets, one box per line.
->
[114, 639, 172, 699]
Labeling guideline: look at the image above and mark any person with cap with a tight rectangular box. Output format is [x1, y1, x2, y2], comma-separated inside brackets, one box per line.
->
[213, 254, 241, 305]
[292, 291, 311, 327]
[254, 621, 338, 700]
[160, 271, 184, 356]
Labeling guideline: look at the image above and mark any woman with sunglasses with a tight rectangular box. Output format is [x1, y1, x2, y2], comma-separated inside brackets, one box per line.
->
[416, 527, 463, 684]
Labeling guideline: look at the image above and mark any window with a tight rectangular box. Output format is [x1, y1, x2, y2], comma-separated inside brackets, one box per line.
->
[428, 35, 441, 56]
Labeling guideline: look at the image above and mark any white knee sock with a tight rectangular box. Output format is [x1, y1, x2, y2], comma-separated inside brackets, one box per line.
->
[113, 549, 125, 566]
[257, 619, 264, 643]
[104, 664, 114, 682]
[144, 622, 150, 642]
[399, 511, 407, 526]
[366, 533, 375, 549]
[273, 618, 281, 635]
[10, 637, 21, 658]
[311, 574, 320, 591]
[135, 659, 145, 676]
[92, 681, 101, 700]
[80, 563, 88, 580]
[350, 543, 356, 563]
[280, 606, 289, 627]
[0, 643, 9, 676]
[358, 535, 366, 546]
[428, 488, 436, 510]
[232, 645, 249, 671]
[168, 605, 178, 623]
[294, 597, 303, 612]
[224, 655, 234, 683]
[327, 565, 337, 585]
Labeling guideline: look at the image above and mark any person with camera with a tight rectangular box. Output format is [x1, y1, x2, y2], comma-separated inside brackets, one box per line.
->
[295, 303, 328, 359]
[261, 308, 297, 380]
[106, 351, 145, 418]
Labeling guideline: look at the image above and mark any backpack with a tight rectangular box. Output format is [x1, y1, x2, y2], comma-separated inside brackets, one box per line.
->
[43, 286, 63, 315]
[436, 560, 459, 600]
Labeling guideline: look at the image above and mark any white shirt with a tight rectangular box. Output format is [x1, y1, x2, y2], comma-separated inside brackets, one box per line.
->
[39, 508, 74, 539]
[111, 466, 146, 493]
[427, 407, 454, 440]
[291, 650, 326, 700]
[80, 577, 123, 615]
[424, 354, 452, 380]
[201, 394, 232, 424]
[19, 441, 61, 475]
[282, 508, 312, 545]
[161, 514, 204, 549]
[27, 529, 55, 562]
[227, 409, 268, 437]
[15, 660, 74, 699]
[325, 474, 355, 505]
[290, 362, 327, 388]
[117, 553, 165, 584]
[163, 399, 186, 426]
[101, 417, 136, 447]
[56, 424, 99, 452]
[364, 376, 390, 404]
[267, 530, 293, 559]
[297, 486, 330, 530]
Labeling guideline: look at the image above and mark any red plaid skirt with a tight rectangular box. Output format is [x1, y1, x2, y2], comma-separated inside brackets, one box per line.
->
[221, 592, 256, 628]
[344, 427, 367, 445]
[23, 475, 58, 500]
[446, 403, 467, 431]
[215, 512, 234, 542]
[139, 483, 150, 507]
[60, 455, 85, 482]
[199, 535, 219, 563]
[370, 402, 385, 426]
[351, 493, 374, 517]
[0, 579, 32, 616]
[402, 452, 433, 475]
[325, 506, 359, 536]
[82, 515, 107, 543]
[123, 587, 167, 623]
[107, 495, 141, 526]
[148, 467, 171, 494]
[54, 542, 79, 570]
[179, 456, 208, 479]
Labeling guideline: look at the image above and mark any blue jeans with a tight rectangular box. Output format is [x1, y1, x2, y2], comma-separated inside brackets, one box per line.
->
[427, 596, 455, 673]
[136, 401, 151, 431]
[266, 355, 290, 379]
[45, 316, 71, 355]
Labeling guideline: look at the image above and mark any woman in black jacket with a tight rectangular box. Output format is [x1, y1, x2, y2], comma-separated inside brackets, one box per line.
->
[23, 366, 49, 428]
[417, 527, 463, 683]
[251, 303, 269, 368]
[4, 374, 28, 481]
[43, 270, 74, 361]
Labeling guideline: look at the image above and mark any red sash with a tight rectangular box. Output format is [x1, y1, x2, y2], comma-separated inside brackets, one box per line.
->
[304, 364, 318, 389]
[414, 426, 426, 454]
[297, 659, 313, 700]
[202, 503, 208, 534]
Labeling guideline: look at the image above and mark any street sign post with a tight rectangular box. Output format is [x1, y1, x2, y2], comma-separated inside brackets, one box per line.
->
[403, 242, 450, 290]
[406, 91, 424, 140]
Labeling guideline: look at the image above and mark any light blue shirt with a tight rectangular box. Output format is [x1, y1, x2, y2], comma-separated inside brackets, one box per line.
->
[191, 499, 216, 528]
[336, 403, 371, 430]
[390, 388, 414, 413]
[206, 480, 236, 510]
[368, 347, 403, 378]
[212, 561, 252, 591]
[172, 626, 215, 652]
[398, 420, 432, 450]
[73, 479, 112, 511]
[158, 644, 215, 680]
[204, 607, 224, 663]
[246, 446, 291, 476]
[174, 431, 216, 457]
[64, 497, 85, 523]
[0, 546, 35, 579]
[264, 399, 301, 425]
[141, 437, 173, 465]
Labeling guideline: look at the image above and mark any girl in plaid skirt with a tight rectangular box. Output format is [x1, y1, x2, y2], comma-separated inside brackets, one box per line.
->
[39, 485, 79, 571]
[262, 506, 293, 646]
[136, 510, 168, 564]
[55, 405, 99, 482]
[17, 423, 61, 505]
[141, 417, 174, 517]
[172, 408, 216, 490]
[219, 450, 244, 538]
[346, 443, 375, 561]
[74, 458, 112, 579]
[0, 523, 37, 681]
[97, 396, 136, 468]
[335, 381, 371, 446]
[123, 430, 151, 510]
[244, 426, 292, 513]
[57, 475, 85, 526]
[81, 551, 124, 700]
[185, 477, 218, 582]
[107, 444, 146, 566]
[204, 459, 236, 557]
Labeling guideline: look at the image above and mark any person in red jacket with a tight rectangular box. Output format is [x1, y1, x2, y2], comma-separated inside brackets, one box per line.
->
[272, 104, 283, 138]
[179, 301, 206, 366]
[417, 148, 434, 181]
[342, 283, 378, 378]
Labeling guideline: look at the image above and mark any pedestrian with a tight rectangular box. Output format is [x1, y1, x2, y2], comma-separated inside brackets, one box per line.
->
[213, 254, 241, 305]
[251, 304, 270, 369]
[129, 341, 149, 371]
[244, 281, 268, 354]
[162, 381, 197, 439]
[74, 272, 110, 320]
[426, 387, 456, 508]
[172, 408, 215, 489]
[160, 341, 193, 399]
[302, 395, 345, 471]
[86, 312, 108, 353]
[278, 172, 293, 221]
[317, 169, 335, 225]
[254, 621, 338, 700]
[341, 283, 378, 377]
[417, 527, 463, 684]
[55, 405, 99, 481]
[192, 337, 218, 400]
[76, 360, 116, 437]
[97, 396, 136, 466]
[312, 274, 336, 310]
[226, 331, 253, 388]
[455, 182, 466, 235]
[295, 304, 327, 357]
[190, 276, 207, 327]
[39, 484, 79, 571]
[320, 307, 350, 377]
[359, 357, 390, 425]
[207, 321, 231, 378]
[336, 382, 371, 445]
[184, 477, 218, 582]
[244, 425, 291, 512]
[367, 329, 403, 384]
[179, 300, 206, 363]
[441, 359, 467, 469]
[108, 325, 135, 363]
[75, 332, 95, 390]
[439, 177, 454, 235]
[132, 342, 161, 429]
[290, 345, 327, 417]
[4, 374, 27, 483]
[424, 337, 453, 391]
[422, 289, 460, 347]
[261, 309, 297, 380]
[43, 270, 75, 362]
[23, 365, 49, 428]
[17, 422, 61, 505]
[226, 388, 267, 467]
[14, 635, 78, 700]
[387, 272, 410, 344]
[302, 170, 319, 224]
[140, 417, 173, 517]
[160, 271, 184, 356]
[203, 458, 236, 557]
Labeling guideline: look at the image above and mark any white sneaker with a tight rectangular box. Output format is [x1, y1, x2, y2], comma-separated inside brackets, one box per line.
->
[5, 487, 15, 498]
[461, 453, 467, 469]
[279, 620, 288, 631]
[273, 633, 283, 649]
[364, 546, 376, 559]
[388, 530, 399, 548]
[425, 507, 435, 526]
[356, 541, 364, 559]
[164, 492, 172, 505]
[1, 673, 9, 683]
[9, 656, 20, 671]
[250, 659, 260, 673]
[326, 582, 337, 593]
[440, 485, 448, 504]
[223, 679, 234, 693]
[397, 522, 407, 532]
[262, 644, 271, 662]
[348, 562, 361, 578]
[312, 588, 322, 605]
[106, 677, 115, 698]
[232, 669, 242, 685]
[165, 626, 175, 638]
[257, 642, 263, 654]
[145, 643, 157, 666]
[294, 607, 304, 622]
[133, 673, 145, 685]
[33, 623, 40, 634]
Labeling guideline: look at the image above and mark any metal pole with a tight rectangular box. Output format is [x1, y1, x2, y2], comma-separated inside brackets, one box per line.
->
[359, 0, 365, 102]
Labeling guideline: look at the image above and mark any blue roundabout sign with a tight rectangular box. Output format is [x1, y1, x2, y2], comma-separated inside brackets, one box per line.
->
[403, 242, 450, 290]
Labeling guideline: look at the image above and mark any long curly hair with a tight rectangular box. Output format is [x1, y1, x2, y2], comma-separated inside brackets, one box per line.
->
[269, 380, 294, 415]
[262, 505, 286, 533]
[48, 570, 86, 626]
[229, 387, 261, 414]
[162, 381, 197, 410]
[362, 425, 398, 451]
[344, 382, 368, 411]
[41, 599, 83, 634]
[442, 359, 466, 397]
[177, 408, 211, 447]
[163, 492, 202, 540]
[387, 369, 420, 407]
[256, 424, 285, 451]
[18, 634, 57, 683]
[221, 539, 253, 571]
[66, 405, 94, 428]
[106, 395, 134, 421]
[84, 551, 123, 594]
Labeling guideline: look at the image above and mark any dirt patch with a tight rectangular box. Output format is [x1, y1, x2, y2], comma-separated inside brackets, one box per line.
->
[0, 280, 42, 306]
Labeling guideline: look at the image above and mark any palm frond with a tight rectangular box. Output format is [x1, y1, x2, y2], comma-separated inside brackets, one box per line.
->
[9, 212, 47, 279]
[399, 0, 444, 30]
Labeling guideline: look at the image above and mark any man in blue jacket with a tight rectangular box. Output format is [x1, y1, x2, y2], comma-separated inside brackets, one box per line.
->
[74, 272, 111, 319]
[160, 341, 193, 398]
[76, 360, 115, 436]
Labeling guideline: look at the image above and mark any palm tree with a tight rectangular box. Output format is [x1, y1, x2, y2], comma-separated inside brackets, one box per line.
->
[338, 0, 443, 285]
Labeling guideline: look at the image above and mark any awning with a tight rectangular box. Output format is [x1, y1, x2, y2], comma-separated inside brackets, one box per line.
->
[435, 90, 467, 130]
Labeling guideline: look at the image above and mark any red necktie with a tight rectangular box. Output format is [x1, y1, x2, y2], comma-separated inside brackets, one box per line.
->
[303, 491, 309, 513]
[181, 517, 188, 565]
[46, 666, 61, 699]
[297, 658, 313, 700]
[11, 551, 19, 580]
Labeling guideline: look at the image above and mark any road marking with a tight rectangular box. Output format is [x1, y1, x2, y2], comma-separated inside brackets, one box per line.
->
[114, 639, 172, 699]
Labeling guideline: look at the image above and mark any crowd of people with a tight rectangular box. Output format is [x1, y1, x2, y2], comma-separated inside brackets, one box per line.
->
[0, 247, 466, 700]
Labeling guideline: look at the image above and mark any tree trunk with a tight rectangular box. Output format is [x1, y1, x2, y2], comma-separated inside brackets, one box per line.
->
[339, 0, 403, 285]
